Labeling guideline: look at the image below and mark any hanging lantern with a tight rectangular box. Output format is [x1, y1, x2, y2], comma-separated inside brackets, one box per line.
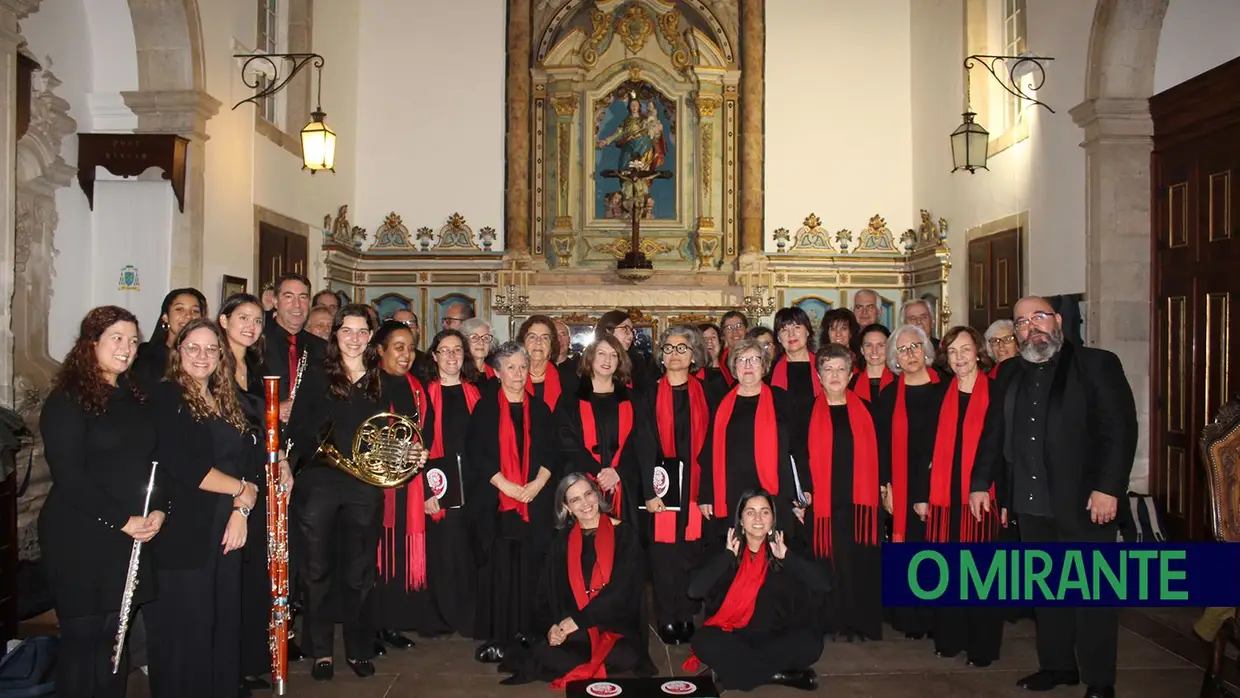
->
[300, 109, 336, 174]
[950, 112, 989, 174]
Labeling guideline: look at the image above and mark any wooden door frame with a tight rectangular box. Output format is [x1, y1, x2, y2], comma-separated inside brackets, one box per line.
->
[966, 213, 1028, 322]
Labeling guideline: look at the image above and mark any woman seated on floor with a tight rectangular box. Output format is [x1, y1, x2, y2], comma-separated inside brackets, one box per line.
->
[683, 489, 828, 692]
[498, 473, 657, 686]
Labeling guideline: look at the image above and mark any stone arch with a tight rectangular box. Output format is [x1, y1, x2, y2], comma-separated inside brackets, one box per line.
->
[127, 0, 204, 92]
[1070, 0, 1170, 493]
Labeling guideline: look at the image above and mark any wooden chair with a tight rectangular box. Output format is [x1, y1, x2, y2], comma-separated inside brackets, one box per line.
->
[1200, 396, 1240, 698]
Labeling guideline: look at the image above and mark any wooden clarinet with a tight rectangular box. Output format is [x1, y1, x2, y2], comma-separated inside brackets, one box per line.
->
[263, 376, 290, 695]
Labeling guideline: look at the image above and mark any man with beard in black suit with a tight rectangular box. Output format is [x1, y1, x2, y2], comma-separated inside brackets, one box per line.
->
[969, 295, 1137, 698]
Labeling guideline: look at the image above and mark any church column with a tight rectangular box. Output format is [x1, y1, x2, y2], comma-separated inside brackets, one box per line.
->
[738, 0, 765, 257]
[1070, 97, 1153, 492]
[121, 89, 220, 289]
[505, 0, 532, 258]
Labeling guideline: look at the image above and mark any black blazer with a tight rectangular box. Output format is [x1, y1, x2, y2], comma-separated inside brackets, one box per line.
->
[972, 342, 1138, 534]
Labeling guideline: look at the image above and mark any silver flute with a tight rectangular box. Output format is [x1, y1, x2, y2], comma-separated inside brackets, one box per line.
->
[111, 461, 158, 674]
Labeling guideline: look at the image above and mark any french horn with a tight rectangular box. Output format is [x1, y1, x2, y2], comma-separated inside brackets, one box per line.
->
[314, 412, 425, 488]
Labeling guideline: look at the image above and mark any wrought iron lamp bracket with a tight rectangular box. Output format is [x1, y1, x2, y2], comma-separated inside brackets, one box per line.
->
[232, 53, 324, 110]
[963, 54, 1055, 113]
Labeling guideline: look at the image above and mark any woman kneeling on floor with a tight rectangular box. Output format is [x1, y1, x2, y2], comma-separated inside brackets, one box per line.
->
[682, 490, 827, 692]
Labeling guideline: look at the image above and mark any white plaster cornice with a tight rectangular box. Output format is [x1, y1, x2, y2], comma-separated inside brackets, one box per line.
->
[86, 92, 138, 132]
[121, 89, 222, 141]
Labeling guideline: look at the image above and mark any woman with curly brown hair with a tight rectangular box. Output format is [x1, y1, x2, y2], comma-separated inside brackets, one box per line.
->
[143, 318, 263, 698]
[38, 305, 167, 698]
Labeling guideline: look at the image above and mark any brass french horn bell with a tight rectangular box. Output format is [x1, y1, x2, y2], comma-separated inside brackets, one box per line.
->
[314, 412, 425, 488]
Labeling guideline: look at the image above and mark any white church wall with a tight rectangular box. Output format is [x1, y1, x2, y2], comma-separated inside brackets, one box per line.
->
[1154, 0, 1240, 93]
[352, 0, 506, 247]
[765, 0, 915, 249]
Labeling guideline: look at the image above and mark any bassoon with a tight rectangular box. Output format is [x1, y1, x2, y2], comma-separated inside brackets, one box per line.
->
[263, 376, 290, 695]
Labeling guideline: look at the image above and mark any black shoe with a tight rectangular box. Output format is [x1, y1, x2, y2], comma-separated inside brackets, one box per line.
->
[241, 676, 270, 691]
[967, 658, 993, 668]
[1083, 687, 1115, 698]
[903, 631, 927, 640]
[311, 660, 333, 682]
[513, 633, 534, 649]
[677, 621, 696, 642]
[287, 641, 305, 662]
[771, 669, 818, 691]
[935, 649, 960, 658]
[475, 642, 505, 663]
[657, 623, 680, 645]
[346, 659, 375, 678]
[372, 639, 386, 657]
[380, 630, 415, 649]
[500, 673, 534, 686]
[1016, 670, 1081, 691]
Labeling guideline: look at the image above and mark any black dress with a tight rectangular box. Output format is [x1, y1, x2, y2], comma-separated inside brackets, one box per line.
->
[145, 382, 254, 698]
[130, 341, 170, 391]
[38, 380, 163, 698]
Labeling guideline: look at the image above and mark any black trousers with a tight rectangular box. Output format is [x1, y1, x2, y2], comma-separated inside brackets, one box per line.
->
[55, 611, 130, 698]
[1019, 513, 1119, 687]
[691, 626, 823, 692]
[294, 471, 382, 660]
[932, 605, 1005, 662]
[649, 539, 702, 626]
[145, 552, 243, 698]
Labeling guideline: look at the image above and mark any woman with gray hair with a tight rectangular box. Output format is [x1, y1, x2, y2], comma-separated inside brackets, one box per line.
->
[983, 319, 1018, 377]
[467, 341, 558, 665]
[460, 317, 497, 381]
[873, 323, 945, 640]
[496, 473, 654, 685]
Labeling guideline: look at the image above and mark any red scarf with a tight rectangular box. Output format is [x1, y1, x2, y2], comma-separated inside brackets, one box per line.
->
[653, 376, 708, 543]
[768, 356, 824, 400]
[928, 373, 995, 543]
[682, 545, 769, 672]
[806, 392, 880, 558]
[485, 364, 496, 379]
[498, 390, 533, 521]
[379, 374, 429, 590]
[988, 364, 1000, 379]
[526, 363, 561, 409]
[890, 370, 940, 542]
[718, 347, 735, 386]
[580, 395, 633, 515]
[711, 384, 779, 518]
[550, 517, 621, 688]
[850, 366, 894, 402]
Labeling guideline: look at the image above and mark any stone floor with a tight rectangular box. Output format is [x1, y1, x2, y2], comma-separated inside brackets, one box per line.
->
[107, 608, 1207, 697]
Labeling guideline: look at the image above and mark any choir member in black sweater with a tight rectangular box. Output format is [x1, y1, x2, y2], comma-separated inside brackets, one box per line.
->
[795, 343, 885, 642]
[594, 309, 656, 392]
[926, 326, 1006, 666]
[145, 319, 263, 698]
[497, 474, 656, 685]
[461, 317, 497, 383]
[517, 315, 574, 410]
[766, 308, 821, 448]
[874, 324, 947, 638]
[219, 293, 293, 693]
[369, 320, 437, 650]
[556, 335, 653, 527]
[409, 329, 483, 637]
[644, 325, 720, 645]
[698, 339, 806, 546]
[698, 323, 724, 384]
[38, 306, 167, 698]
[848, 324, 894, 404]
[469, 342, 558, 663]
[130, 288, 206, 390]
[683, 490, 827, 692]
[285, 305, 428, 681]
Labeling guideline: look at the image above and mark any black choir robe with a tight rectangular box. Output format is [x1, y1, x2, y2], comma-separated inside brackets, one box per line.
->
[499, 520, 656, 682]
[873, 377, 946, 637]
[792, 403, 884, 641]
[464, 391, 559, 644]
[555, 380, 653, 526]
[698, 386, 807, 547]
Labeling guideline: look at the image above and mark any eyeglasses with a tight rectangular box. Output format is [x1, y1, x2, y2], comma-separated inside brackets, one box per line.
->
[526, 333, 551, 344]
[896, 342, 924, 355]
[180, 343, 220, 357]
[736, 355, 763, 367]
[988, 335, 1017, 346]
[436, 347, 465, 357]
[661, 344, 690, 354]
[723, 322, 745, 332]
[611, 325, 635, 335]
[1013, 311, 1054, 331]
[469, 333, 494, 344]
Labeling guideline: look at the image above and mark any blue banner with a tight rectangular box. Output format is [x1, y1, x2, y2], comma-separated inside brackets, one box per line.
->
[881, 542, 1240, 607]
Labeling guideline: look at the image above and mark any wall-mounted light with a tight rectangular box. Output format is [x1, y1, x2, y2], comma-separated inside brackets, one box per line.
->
[233, 52, 337, 174]
[951, 52, 1055, 174]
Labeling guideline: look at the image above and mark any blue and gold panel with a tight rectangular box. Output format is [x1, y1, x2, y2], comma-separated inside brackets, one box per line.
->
[370, 291, 416, 322]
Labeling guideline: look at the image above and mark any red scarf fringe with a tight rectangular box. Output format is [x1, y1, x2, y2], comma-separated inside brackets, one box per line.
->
[682, 545, 769, 672]
[498, 389, 533, 521]
[379, 375, 428, 590]
[769, 356, 824, 400]
[551, 517, 621, 689]
[850, 367, 894, 403]
[580, 396, 633, 516]
[711, 384, 779, 518]
[653, 376, 708, 543]
[526, 363, 561, 410]
[927, 373, 996, 543]
[891, 370, 940, 543]
[806, 392, 881, 559]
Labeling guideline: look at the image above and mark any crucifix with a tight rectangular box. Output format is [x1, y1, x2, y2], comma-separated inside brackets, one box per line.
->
[601, 166, 672, 280]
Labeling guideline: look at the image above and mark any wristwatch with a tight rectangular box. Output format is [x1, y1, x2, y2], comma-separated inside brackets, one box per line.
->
[233, 505, 252, 518]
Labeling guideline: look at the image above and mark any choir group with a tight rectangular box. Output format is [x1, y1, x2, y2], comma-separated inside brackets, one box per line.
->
[37, 275, 1134, 698]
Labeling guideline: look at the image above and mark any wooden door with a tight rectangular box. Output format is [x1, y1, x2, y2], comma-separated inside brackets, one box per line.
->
[967, 228, 1022, 330]
[286, 231, 308, 277]
[1151, 55, 1240, 541]
[258, 223, 309, 289]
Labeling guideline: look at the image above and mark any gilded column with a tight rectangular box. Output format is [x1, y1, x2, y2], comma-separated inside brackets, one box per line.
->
[505, 0, 533, 257]
[550, 94, 578, 230]
[738, 0, 765, 255]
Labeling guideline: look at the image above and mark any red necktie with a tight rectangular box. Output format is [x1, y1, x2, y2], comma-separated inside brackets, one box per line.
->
[287, 334, 298, 397]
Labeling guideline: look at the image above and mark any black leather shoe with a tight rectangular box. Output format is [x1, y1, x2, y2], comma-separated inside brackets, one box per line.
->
[1083, 687, 1115, 698]
[935, 649, 960, 658]
[657, 623, 680, 645]
[967, 658, 993, 668]
[1016, 670, 1081, 691]
[513, 633, 534, 649]
[311, 660, 333, 682]
[771, 669, 818, 691]
[677, 621, 696, 642]
[903, 631, 927, 640]
[500, 673, 534, 686]
[475, 642, 505, 663]
[380, 630, 415, 649]
[347, 659, 375, 678]
[372, 639, 386, 657]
